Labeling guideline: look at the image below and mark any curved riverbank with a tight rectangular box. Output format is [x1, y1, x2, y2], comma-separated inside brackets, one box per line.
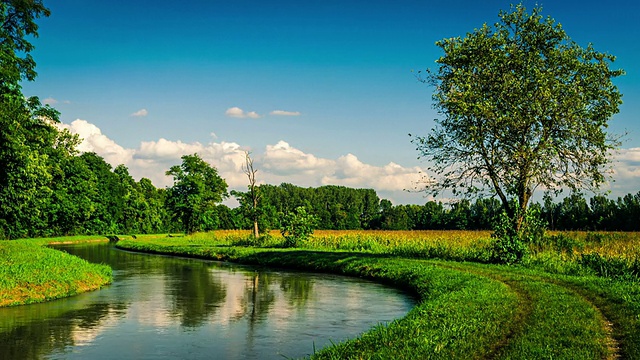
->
[117, 237, 640, 359]
[0, 239, 113, 307]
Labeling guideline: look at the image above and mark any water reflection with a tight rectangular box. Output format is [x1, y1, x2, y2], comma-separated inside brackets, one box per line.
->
[0, 243, 413, 360]
[164, 261, 228, 328]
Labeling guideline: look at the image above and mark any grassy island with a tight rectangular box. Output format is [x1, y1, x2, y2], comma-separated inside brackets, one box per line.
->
[0, 238, 112, 307]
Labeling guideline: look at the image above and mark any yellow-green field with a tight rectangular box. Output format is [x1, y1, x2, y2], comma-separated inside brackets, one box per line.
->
[159, 230, 640, 273]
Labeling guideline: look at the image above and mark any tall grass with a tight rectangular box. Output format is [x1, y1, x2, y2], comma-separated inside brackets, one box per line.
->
[171, 230, 640, 280]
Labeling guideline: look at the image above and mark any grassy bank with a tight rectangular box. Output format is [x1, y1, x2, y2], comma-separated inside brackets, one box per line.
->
[117, 233, 640, 359]
[0, 239, 113, 307]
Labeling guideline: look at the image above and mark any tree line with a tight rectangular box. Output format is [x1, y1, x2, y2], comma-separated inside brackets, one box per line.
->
[2, 138, 639, 239]
[232, 184, 640, 233]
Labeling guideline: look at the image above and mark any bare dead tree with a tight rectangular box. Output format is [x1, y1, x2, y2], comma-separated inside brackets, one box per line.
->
[243, 151, 261, 238]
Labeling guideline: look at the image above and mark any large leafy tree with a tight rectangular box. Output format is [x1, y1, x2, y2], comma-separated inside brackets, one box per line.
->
[0, 0, 60, 238]
[165, 154, 228, 234]
[413, 4, 623, 235]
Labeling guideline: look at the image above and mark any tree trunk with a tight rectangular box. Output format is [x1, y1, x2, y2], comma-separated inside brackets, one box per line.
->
[253, 219, 259, 238]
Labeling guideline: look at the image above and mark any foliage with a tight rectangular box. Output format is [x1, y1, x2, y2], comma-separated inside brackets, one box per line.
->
[253, 183, 380, 230]
[491, 206, 548, 264]
[413, 4, 623, 236]
[165, 154, 228, 234]
[0, 0, 51, 95]
[0, 1, 61, 239]
[280, 206, 318, 247]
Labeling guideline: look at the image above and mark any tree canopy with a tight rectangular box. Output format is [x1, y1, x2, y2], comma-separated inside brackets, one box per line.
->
[165, 154, 228, 234]
[413, 4, 624, 233]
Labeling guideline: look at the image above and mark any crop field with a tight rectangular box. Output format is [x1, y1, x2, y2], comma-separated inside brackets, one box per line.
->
[143, 230, 640, 278]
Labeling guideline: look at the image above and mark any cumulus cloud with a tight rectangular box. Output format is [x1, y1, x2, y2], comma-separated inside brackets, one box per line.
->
[54, 119, 438, 204]
[225, 107, 260, 119]
[607, 148, 640, 194]
[616, 147, 640, 165]
[53, 117, 640, 206]
[270, 110, 301, 116]
[59, 119, 248, 188]
[57, 119, 134, 166]
[323, 153, 424, 192]
[262, 141, 334, 177]
[131, 108, 148, 117]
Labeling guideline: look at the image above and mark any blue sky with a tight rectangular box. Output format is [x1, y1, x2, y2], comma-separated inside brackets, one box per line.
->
[22, 0, 640, 205]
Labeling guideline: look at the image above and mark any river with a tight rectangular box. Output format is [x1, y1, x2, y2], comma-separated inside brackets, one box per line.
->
[0, 243, 414, 359]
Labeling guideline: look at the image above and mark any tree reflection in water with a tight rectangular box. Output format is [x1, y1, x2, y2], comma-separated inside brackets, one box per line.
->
[165, 261, 227, 328]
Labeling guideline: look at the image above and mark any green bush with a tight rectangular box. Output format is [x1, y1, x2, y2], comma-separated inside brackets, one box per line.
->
[280, 206, 318, 247]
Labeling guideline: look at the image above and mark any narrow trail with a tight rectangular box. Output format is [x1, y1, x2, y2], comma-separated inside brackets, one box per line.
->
[434, 261, 621, 360]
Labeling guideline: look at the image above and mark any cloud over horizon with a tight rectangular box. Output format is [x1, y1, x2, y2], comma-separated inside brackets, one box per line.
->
[57, 119, 640, 206]
[57, 119, 432, 204]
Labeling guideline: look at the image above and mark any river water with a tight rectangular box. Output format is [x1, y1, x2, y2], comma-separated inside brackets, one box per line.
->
[0, 243, 414, 359]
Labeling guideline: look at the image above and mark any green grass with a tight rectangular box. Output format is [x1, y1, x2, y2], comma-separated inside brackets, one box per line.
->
[0, 239, 113, 307]
[117, 234, 640, 359]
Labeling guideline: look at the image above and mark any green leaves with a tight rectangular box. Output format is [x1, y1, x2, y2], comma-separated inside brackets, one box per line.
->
[280, 206, 318, 247]
[165, 154, 228, 234]
[0, 0, 50, 94]
[413, 4, 623, 236]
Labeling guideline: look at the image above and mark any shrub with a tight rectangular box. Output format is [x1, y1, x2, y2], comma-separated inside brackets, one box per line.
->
[490, 207, 548, 264]
[280, 206, 318, 248]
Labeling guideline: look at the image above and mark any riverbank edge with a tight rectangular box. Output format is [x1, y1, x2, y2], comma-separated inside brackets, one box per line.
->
[115, 239, 634, 359]
[0, 238, 113, 307]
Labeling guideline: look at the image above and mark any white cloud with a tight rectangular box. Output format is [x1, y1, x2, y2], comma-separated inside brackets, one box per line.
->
[131, 108, 148, 117]
[51, 119, 464, 205]
[43, 97, 58, 105]
[606, 148, 640, 195]
[323, 153, 424, 192]
[270, 110, 301, 116]
[53, 118, 640, 206]
[262, 141, 334, 177]
[225, 107, 260, 119]
[616, 147, 640, 164]
[57, 119, 134, 166]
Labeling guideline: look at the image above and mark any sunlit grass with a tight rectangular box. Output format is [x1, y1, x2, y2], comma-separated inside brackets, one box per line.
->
[168, 230, 640, 278]
[0, 239, 112, 307]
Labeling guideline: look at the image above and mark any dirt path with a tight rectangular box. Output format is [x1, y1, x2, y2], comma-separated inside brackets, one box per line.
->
[434, 262, 620, 359]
